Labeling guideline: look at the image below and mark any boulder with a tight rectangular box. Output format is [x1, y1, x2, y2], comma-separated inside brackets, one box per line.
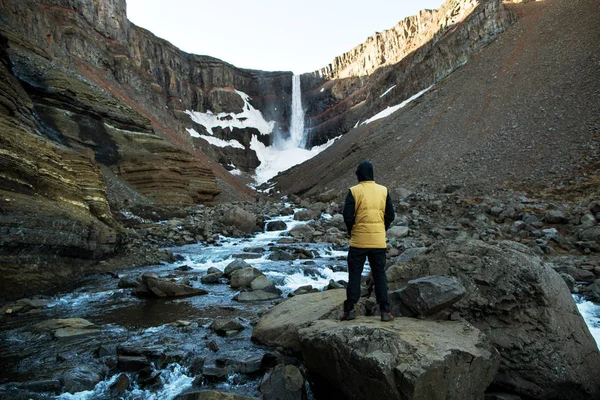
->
[544, 210, 568, 224]
[230, 267, 263, 289]
[259, 364, 306, 400]
[268, 249, 294, 261]
[210, 318, 244, 336]
[250, 276, 277, 291]
[234, 290, 280, 302]
[207, 267, 223, 276]
[387, 226, 409, 239]
[298, 318, 499, 400]
[386, 240, 600, 399]
[221, 207, 258, 233]
[266, 220, 288, 231]
[390, 275, 466, 317]
[323, 214, 346, 231]
[289, 224, 315, 239]
[118, 276, 139, 288]
[224, 259, 251, 277]
[33, 318, 100, 339]
[252, 290, 346, 352]
[109, 373, 130, 397]
[201, 273, 222, 284]
[175, 390, 259, 400]
[62, 365, 104, 394]
[133, 273, 208, 298]
[579, 226, 600, 242]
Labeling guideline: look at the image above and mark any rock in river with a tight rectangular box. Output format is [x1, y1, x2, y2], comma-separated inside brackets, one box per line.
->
[133, 273, 208, 298]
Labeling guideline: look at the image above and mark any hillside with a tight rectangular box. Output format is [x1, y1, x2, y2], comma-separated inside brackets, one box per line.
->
[275, 0, 600, 201]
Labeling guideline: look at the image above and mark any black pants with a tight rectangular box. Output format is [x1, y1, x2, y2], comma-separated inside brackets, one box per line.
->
[344, 247, 389, 313]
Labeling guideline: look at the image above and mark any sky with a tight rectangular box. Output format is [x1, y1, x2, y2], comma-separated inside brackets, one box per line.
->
[126, 0, 446, 74]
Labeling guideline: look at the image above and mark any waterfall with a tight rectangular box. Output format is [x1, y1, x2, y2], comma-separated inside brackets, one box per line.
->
[289, 74, 306, 148]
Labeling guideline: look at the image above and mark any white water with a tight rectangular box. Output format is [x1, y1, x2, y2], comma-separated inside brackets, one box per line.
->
[575, 295, 600, 348]
[289, 74, 306, 148]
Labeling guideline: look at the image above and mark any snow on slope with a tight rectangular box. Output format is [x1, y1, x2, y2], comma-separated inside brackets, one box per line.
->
[362, 85, 433, 125]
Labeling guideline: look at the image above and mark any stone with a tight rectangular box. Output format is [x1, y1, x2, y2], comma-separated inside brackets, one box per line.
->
[289, 224, 315, 239]
[133, 273, 208, 298]
[259, 364, 306, 400]
[298, 318, 499, 400]
[62, 366, 104, 394]
[579, 226, 600, 242]
[545, 210, 568, 224]
[250, 276, 276, 291]
[201, 273, 222, 284]
[387, 240, 600, 399]
[387, 226, 409, 239]
[252, 290, 346, 352]
[175, 390, 259, 400]
[230, 267, 263, 289]
[580, 213, 596, 225]
[210, 318, 244, 336]
[235, 290, 280, 302]
[224, 259, 251, 277]
[266, 220, 288, 231]
[109, 373, 130, 397]
[221, 207, 258, 234]
[207, 267, 223, 275]
[118, 355, 152, 372]
[391, 275, 466, 317]
[118, 276, 139, 288]
[293, 285, 313, 295]
[33, 318, 100, 339]
[268, 249, 294, 261]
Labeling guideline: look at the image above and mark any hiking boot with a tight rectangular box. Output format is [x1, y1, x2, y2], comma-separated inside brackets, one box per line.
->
[340, 310, 355, 321]
[380, 312, 394, 322]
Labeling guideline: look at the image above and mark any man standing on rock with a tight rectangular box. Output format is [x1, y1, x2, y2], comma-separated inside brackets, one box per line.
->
[341, 161, 395, 321]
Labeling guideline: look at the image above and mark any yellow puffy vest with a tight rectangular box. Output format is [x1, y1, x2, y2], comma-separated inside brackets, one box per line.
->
[349, 181, 388, 248]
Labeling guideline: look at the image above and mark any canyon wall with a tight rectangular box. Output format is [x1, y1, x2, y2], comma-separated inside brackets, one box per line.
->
[300, 0, 517, 146]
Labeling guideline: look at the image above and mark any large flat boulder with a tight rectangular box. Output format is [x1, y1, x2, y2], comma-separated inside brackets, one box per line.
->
[298, 318, 499, 400]
[252, 290, 346, 352]
[386, 240, 600, 399]
[133, 273, 207, 298]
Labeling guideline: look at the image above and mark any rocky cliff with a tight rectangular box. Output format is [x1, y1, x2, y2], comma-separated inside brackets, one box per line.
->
[299, 0, 517, 146]
[275, 0, 600, 200]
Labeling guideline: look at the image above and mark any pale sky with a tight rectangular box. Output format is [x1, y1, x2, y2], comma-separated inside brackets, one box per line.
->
[126, 0, 446, 74]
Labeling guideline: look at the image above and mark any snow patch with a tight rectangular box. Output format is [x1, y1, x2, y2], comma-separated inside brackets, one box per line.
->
[379, 85, 397, 98]
[362, 85, 433, 125]
[187, 128, 245, 149]
[186, 90, 275, 136]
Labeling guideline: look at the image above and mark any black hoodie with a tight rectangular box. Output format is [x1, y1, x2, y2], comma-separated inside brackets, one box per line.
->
[343, 161, 395, 237]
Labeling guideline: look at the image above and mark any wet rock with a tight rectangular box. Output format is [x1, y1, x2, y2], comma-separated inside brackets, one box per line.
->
[224, 259, 251, 277]
[210, 318, 244, 336]
[234, 290, 280, 302]
[323, 214, 346, 231]
[117, 355, 151, 372]
[289, 224, 315, 239]
[62, 365, 104, 394]
[175, 265, 193, 271]
[201, 273, 222, 284]
[118, 276, 139, 288]
[4, 298, 50, 315]
[293, 285, 313, 296]
[293, 209, 319, 221]
[266, 221, 287, 231]
[230, 267, 263, 288]
[221, 207, 258, 234]
[299, 318, 498, 400]
[206, 340, 220, 352]
[259, 364, 306, 400]
[133, 273, 208, 298]
[326, 279, 345, 290]
[243, 246, 266, 253]
[109, 373, 130, 397]
[33, 318, 100, 339]
[390, 275, 466, 317]
[207, 267, 223, 276]
[250, 276, 277, 291]
[175, 390, 259, 400]
[268, 249, 294, 261]
[201, 366, 230, 383]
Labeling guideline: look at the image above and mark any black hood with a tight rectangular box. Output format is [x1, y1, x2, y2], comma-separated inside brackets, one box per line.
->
[355, 161, 374, 182]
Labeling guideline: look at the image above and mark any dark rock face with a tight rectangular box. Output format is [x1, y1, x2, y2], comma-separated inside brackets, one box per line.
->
[386, 240, 600, 399]
[259, 364, 306, 400]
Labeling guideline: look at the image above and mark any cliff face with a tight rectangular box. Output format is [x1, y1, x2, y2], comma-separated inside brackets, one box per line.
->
[300, 0, 517, 146]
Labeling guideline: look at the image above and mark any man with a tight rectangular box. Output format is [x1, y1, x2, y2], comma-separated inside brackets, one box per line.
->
[341, 161, 395, 321]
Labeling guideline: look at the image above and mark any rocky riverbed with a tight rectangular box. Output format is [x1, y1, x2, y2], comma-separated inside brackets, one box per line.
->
[1, 188, 599, 399]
